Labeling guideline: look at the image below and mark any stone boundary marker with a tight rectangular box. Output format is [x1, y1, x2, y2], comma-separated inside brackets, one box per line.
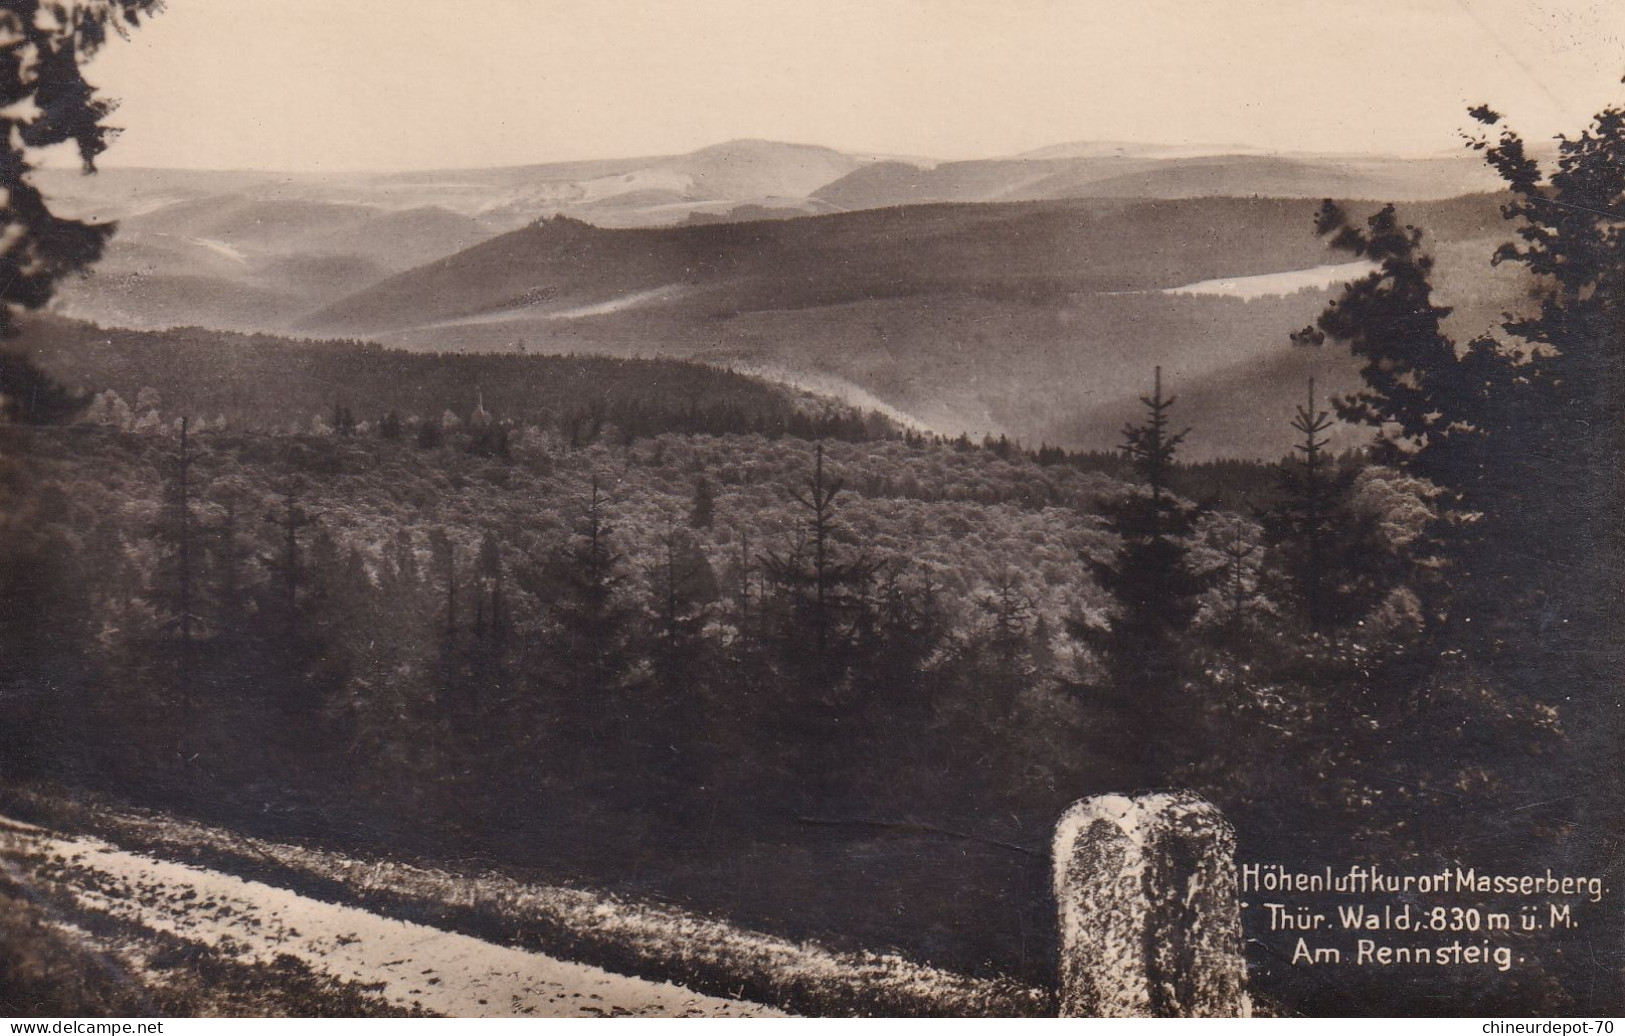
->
[1053, 792, 1251, 1017]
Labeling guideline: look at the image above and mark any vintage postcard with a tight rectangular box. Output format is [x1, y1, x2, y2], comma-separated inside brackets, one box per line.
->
[0, 0, 1620, 1020]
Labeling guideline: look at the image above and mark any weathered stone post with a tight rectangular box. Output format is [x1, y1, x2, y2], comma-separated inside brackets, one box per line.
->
[1052, 791, 1250, 1017]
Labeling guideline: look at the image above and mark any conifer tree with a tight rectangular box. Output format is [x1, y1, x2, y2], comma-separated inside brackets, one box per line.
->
[1215, 517, 1258, 633]
[979, 569, 1032, 670]
[544, 476, 634, 695]
[1457, 101, 1624, 641]
[1307, 204, 1513, 636]
[475, 531, 509, 659]
[153, 418, 205, 657]
[762, 443, 879, 677]
[792, 443, 842, 658]
[853, 563, 943, 704]
[1255, 382, 1402, 647]
[1270, 380, 1334, 632]
[647, 522, 718, 687]
[1078, 368, 1210, 772]
[1286, 102, 1625, 873]
[262, 483, 319, 641]
[1466, 90, 1625, 893]
[1313, 203, 1470, 474]
[148, 417, 207, 755]
[0, 0, 162, 423]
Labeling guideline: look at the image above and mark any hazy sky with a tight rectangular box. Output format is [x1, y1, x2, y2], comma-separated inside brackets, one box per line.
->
[66, 0, 1625, 171]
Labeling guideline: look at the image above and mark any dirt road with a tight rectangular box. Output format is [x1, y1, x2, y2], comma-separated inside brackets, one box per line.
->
[1, 816, 780, 1017]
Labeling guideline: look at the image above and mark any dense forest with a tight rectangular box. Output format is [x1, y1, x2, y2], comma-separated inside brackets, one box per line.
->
[1, 87, 1621, 1015]
[20, 316, 898, 444]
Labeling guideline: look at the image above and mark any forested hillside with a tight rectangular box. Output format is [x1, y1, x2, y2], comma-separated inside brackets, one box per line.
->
[0, 392, 1579, 1012]
[21, 317, 893, 443]
[286, 193, 1525, 457]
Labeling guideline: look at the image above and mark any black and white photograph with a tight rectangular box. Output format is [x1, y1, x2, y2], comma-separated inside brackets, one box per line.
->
[0, 0, 1621, 1019]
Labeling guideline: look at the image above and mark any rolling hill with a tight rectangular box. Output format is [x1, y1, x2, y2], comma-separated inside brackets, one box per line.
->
[36, 141, 888, 331]
[292, 193, 1523, 458]
[29, 139, 1529, 456]
[811, 150, 1504, 211]
[49, 197, 493, 332]
[301, 196, 1396, 334]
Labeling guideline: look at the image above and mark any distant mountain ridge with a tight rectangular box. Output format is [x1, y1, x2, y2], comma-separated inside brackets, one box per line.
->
[810, 151, 1503, 211]
[37, 136, 1503, 231]
[30, 138, 1523, 457]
